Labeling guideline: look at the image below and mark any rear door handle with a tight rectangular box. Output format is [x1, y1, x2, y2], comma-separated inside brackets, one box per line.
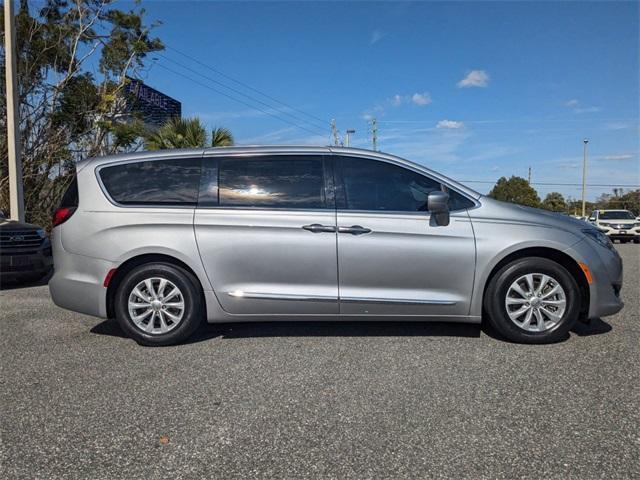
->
[302, 224, 337, 233]
[338, 225, 372, 235]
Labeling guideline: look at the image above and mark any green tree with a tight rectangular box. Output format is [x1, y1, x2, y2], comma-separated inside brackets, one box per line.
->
[541, 192, 567, 212]
[567, 199, 595, 217]
[596, 189, 640, 215]
[145, 117, 208, 150]
[144, 120, 235, 150]
[0, 0, 163, 228]
[488, 176, 541, 207]
[211, 127, 234, 147]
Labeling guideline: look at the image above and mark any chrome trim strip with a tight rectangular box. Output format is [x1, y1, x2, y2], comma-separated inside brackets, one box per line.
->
[227, 291, 456, 306]
[340, 297, 457, 306]
[227, 291, 337, 302]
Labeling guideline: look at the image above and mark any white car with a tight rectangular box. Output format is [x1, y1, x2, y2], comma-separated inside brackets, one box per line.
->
[588, 209, 640, 243]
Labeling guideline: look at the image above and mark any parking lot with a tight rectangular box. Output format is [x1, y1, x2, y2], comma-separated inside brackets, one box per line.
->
[0, 244, 638, 479]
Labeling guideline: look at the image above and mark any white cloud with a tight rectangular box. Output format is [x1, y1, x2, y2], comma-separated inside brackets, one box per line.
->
[564, 99, 600, 114]
[370, 29, 386, 45]
[436, 120, 465, 129]
[388, 92, 432, 107]
[457, 70, 489, 88]
[604, 122, 632, 131]
[599, 154, 635, 161]
[411, 92, 432, 106]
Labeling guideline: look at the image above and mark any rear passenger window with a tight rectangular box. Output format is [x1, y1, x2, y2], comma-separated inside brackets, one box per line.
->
[218, 156, 326, 209]
[99, 158, 201, 206]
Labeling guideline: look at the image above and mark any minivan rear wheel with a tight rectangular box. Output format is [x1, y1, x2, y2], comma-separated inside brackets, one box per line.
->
[484, 257, 581, 344]
[115, 263, 203, 346]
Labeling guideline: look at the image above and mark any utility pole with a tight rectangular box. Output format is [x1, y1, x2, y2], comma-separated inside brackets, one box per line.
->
[4, 0, 25, 221]
[330, 119, 339, 146]
[371, 117, 378, 151]
[527, 166, 531, 184]
[345, 129, 355, 148]
[581, 138, 589, 217]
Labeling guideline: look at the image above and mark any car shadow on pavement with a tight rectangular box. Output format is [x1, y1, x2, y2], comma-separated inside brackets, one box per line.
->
[480, 317, 613, 343]
[91, 317, 612, 346]
[570, 317, 613, 337]
[91, 319, 483, 345]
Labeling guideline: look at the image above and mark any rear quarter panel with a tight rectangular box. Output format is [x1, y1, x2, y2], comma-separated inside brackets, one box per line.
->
[60, 159, 213, 294]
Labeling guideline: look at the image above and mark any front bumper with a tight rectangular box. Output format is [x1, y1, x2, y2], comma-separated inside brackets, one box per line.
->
[0, 242, 53, 279]
[598, 225, 640, 239]
[567, 238, 623, 319]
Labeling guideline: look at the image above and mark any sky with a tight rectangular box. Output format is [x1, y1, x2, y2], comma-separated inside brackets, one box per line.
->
[123, 0, 638, 201]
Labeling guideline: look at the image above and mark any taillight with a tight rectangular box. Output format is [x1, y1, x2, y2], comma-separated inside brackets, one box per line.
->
[52, 207, 76, 227]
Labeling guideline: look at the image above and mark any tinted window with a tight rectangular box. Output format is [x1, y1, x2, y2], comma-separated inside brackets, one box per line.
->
[339, 157, 442, 211]
[59, 176, 78, 208]
[446, 188, 475, 211]
[339, 157, 474, 212]
[218, 156, 326, 208]
[100, 158, 201, 206]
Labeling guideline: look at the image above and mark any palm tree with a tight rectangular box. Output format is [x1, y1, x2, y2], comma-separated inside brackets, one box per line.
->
[145, 117, 207, 150]
[211, 127, 234, 147]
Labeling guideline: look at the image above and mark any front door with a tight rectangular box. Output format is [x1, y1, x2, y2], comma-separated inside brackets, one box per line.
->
[334, 156, 476, 317]
[194, 154, 338, 315]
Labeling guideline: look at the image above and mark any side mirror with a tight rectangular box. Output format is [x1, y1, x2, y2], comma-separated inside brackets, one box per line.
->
[428, 191, 450, 226]
[588, 217, 596, 222]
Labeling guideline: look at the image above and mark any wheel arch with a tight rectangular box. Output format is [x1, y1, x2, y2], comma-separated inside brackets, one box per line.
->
[481, 247, 590, 318]
[106, 253, 206, 319]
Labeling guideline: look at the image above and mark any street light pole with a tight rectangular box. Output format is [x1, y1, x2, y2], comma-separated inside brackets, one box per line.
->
[581, 138, 589, 218]
[345, 129, 355, 148]
[4, 0, 25, 221]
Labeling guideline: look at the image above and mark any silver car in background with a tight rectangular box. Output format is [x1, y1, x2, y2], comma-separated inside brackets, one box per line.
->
[49, 146, 623, 346]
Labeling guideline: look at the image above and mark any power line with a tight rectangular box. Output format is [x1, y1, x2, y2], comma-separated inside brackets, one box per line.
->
[156, 53, 328, 135]
[164, 45, 328, 126]
[154, 63, 324, 137]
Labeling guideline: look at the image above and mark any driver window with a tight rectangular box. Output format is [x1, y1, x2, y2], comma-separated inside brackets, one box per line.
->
[338, 157, 441, 212]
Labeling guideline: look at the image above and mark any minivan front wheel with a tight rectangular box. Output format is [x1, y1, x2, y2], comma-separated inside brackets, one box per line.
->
[115, 263, 203, 346]
[484, 257, 581, 344]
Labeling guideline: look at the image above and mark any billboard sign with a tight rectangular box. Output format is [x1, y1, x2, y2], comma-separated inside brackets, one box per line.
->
[124, 77, 181, 127]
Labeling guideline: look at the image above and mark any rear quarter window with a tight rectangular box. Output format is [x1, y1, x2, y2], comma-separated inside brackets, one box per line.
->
[99, 158, 201, 206]
[59, 176, 79, 208]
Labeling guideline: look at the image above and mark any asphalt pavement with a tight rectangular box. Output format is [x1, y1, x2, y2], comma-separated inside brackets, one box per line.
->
[1, 244, 638, 479]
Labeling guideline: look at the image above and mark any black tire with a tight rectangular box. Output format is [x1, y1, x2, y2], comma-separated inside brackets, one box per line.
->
[115, 263, 203, 346]
[634, 238, 640, 244]
[620, 239, 629, 244]
[484, 257, 581, 344]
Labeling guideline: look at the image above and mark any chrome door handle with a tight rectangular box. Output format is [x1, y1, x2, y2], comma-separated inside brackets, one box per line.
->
[302, 224, 336, 233]
[338, 225, 372, 235]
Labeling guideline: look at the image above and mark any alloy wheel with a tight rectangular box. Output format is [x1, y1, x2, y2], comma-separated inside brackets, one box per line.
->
[127, 277, 185, 335]
[504, 273, 567, 332]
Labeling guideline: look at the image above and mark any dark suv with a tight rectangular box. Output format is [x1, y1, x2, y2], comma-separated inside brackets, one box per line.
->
[0, 211, 53, 284]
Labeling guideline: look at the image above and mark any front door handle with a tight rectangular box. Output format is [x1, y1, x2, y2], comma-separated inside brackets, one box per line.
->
[338, 225, 372, 235]
[302, 224, 337, 233]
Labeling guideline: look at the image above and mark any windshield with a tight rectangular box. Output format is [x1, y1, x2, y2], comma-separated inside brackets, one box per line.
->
[600, 211, 634, 220]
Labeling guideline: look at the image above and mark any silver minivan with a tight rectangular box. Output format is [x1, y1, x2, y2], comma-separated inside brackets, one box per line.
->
[50, 146, 623, 345]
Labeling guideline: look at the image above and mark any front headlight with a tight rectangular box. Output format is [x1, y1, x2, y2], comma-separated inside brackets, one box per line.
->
[634, 223, 640, 228]
[36, 228, 47, 238]
[582, 228, 614, 250]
